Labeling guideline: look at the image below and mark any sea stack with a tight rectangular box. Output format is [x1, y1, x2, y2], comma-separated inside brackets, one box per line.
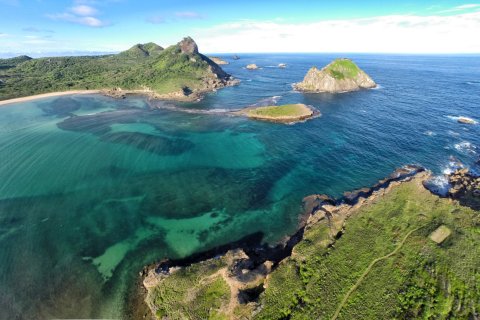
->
[294, 58, 376, 93]
[246, 64, 259, 70]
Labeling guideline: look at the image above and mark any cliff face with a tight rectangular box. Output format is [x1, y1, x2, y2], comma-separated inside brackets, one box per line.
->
[294, 58, 376, 93]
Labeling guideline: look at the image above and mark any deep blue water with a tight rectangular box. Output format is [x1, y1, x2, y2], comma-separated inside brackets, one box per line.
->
[0, 54, 479, 319]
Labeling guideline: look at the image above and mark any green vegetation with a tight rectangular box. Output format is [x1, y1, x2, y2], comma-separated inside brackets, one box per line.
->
[146, 257, 231, 320]
[256, 178, 480, 319]
[324, 58, 361, 80]
[0, 37, 229, 100]
[144, 176, 480, 319]
[0, 55, 32, 70]
[245, 104, 313, 121]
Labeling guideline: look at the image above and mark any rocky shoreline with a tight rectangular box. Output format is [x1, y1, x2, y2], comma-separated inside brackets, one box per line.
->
[425, 168, 480, 210]
[101, 77, 239, 103]
[139, 165, 427, 318]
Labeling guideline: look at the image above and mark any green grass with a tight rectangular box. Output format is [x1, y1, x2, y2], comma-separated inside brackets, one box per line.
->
[255, 178, 480, 319]
[144, 176, 480, 320]
[0, 39, 226, 100]
[246, 104, 312, 119]
[325, 59, 361, 80]
[146, 257, 231, 320]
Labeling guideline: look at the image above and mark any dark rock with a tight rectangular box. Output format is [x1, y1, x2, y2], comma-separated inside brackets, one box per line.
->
[302, 194, 335, 214]
[178, 37, 198, 55]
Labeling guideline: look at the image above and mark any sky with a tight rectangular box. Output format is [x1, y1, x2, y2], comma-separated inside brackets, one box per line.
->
[0, 0, 480, 56]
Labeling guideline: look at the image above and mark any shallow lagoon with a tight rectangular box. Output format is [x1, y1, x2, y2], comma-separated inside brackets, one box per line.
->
[0, 54, 479, 318]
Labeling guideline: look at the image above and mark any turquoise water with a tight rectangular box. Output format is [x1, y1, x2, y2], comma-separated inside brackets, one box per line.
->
[0, 54, 479, 319]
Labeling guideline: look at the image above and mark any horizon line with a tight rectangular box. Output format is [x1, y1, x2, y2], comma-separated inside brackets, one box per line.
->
[2, 51, 480, 59]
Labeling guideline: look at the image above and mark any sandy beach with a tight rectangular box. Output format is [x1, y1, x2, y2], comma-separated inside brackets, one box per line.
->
[0, 90, 101, 106]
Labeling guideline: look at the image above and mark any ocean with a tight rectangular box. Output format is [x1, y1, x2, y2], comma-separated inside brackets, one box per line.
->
[0, 54, 479, 318]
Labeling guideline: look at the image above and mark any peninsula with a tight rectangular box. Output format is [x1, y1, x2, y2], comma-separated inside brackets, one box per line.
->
[0, 37, 237, 102]
[141, 166, 480, 319]
[294, 58, 376, 93]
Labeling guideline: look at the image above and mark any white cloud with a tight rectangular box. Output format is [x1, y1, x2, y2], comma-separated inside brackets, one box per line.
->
[0, 33, 8, 38]
[437, 3, 480, 13]
[47, 2, 108, 28]
[194, 11, 480, 53]
[452, 3, 480, 10]
[175, 11, 204, 19]
[71, 5, 98, 16]
[48, 13, 108, 27]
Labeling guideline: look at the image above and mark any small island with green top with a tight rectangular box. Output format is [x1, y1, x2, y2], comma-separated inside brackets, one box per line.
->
[294, 58, 376, 93]
[236, 103, 316, 123]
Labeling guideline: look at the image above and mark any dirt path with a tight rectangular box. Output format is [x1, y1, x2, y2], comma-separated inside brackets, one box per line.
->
[330, 226, 423, 320]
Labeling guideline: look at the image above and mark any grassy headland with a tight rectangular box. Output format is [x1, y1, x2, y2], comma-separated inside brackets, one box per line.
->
[143, 171, 480, 319]
[0, 37, 236, 102]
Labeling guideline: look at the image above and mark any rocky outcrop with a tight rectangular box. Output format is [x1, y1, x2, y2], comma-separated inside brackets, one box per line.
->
[446, 169, 480, 209]
[278, 63, 287, 68]
[457, 117, 476, 124]
[209, 57, 229, 65]
[294, 58, 376, 93]
[246, 64, 258, 70]
[178, 36, 198, 54]
[153, 37, 239, 101]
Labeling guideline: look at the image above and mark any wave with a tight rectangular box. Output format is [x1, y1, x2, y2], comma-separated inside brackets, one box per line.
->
[371, 84, 383, 90]
[465, 81, 480, 86]
[424, 130, 436, 136]
[148, 101, 237, 115]
[424, 175, 450, 196]
[442, 156, 465, 175]
[454, 141, 477, 154]
[251, 96, 282, 107]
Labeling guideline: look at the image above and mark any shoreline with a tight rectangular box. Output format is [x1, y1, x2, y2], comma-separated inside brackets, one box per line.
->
[0, 90, 101, 106]
[139, 165, 427, 318]
[0, 78, 240, 107]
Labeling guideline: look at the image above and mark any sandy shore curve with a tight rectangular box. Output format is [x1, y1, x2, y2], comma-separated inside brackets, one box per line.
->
[0, 90, 101, 106]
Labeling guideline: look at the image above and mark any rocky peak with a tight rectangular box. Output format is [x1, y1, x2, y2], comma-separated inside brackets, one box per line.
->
[178, 37, 198, 55]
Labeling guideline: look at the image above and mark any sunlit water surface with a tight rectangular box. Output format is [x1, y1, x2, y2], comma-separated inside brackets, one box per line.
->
[0, 54, 479, 318]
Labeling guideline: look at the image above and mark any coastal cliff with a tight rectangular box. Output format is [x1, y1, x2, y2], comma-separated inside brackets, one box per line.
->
[294, 58, 376, 93]
[0, 37, 237, 102]
[137, 165, 480, 319]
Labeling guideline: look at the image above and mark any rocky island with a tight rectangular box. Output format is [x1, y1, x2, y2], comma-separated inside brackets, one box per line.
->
[236, 103, 317, 123]
[0, 37, 237, 102]
[294, 58, 376, 93]
[246, 64, 259, 70]
[209, 56, 229, 65]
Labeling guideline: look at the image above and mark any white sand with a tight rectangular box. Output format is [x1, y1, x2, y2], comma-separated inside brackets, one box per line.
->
[0, 90, 101, 106]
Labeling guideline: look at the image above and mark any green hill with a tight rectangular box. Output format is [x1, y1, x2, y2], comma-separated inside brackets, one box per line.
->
[0, 37, 235, 101]
[0, 55, 32, 69]
[118, 42, 164, 58]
